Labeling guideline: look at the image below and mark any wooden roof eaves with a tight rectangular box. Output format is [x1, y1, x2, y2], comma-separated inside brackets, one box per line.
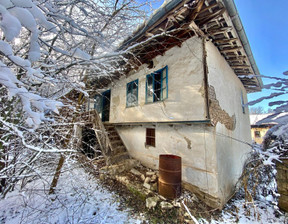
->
[95, 0, 262, 93]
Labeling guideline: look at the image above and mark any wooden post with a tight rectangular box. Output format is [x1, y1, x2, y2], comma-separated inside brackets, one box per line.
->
[49, 92, 85, 196]
[49, 155, 65, 195]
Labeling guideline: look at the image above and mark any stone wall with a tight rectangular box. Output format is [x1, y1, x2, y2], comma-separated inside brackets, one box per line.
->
[277, 159, 288, 212]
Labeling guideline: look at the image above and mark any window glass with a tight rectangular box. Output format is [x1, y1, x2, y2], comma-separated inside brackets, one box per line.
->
[146, 75, 154, 103]
[255, 131, 261, 138]
[146, 66, 168, 103]
[146, 128, 155, 147]
[127, 79, 138, 107]
[161, 66, 168, 100]
[94, 95, 102, 113]
[154, 72, 162, 101]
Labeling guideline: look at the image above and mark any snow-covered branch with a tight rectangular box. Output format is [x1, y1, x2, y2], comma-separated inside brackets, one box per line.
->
[244, 72, 288, 112]
[0, 0, 152, 198]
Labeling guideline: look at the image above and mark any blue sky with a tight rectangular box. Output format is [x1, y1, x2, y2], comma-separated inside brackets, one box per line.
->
[151, 0, 288, 111]
[234, 0, 288, 111]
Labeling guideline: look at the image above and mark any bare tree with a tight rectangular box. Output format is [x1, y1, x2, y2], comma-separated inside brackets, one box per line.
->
[249, 106, 265, 114]
[247, 71, 288, 113]
[0, 0, 152, 197]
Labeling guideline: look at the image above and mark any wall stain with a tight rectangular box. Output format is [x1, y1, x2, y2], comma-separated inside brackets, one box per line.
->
[184, 137, 192, 150]
[112, 95, 120, 106]
[208, 86, 236, 131]
[173, 126, 192, 150]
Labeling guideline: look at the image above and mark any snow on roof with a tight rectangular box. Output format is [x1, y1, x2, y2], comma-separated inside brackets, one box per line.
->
[250, 112, 288, 126]
[250, 113, 274, 125]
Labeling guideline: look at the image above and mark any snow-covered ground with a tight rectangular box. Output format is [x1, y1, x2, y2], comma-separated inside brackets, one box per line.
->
[0, 153, 287, 224]
[207, 198, 287, 224]
[207, 142, 288, 224]
[0, 161, 142, 224]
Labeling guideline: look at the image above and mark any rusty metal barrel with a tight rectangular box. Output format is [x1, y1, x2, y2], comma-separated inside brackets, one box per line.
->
[158, 154, 182, 199]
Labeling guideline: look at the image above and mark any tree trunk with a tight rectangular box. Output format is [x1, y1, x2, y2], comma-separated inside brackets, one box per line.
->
[49, 155, 65, 195]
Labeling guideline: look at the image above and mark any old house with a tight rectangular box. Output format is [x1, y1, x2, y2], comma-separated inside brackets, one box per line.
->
[250, 112, 288, 145]
[84, 0, 263, 208]
[250, 113, 275, 144]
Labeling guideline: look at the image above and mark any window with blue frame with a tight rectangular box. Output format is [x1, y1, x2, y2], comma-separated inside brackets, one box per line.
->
[126, 79, 138, 107]
[146, 66, 168, 103]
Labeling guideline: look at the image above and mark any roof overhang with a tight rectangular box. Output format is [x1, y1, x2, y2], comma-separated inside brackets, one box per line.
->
[93, 0, 263, 92]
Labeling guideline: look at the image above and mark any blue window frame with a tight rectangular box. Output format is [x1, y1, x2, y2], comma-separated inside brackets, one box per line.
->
[126, 79, 138, 107]
[146, 66, 168, 103]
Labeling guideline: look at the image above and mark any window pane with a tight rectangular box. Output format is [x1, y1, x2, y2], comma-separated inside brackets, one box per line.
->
[127, 80, 138, 107]
[154, 72, 162, 101]
[146, 66, 168, 103]
[146, 128, 155, 137]
[146, 128, 151, 136]
[146, 128, 155, 147]
[161, 67, 168, 100]
[146, 75, 153, 103]
[255, 131, 261, 138]
[94, 95, 102, 113]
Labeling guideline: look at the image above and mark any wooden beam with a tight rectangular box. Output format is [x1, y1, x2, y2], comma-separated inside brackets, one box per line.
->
[220, 46, 242, 53]
[236, 72, 252, 75]
[226, 55, 247, 60]
[231, 65, 251, 69]
[199, 3, 219, 15]
[197, 8, 226, 26]
[207, 26, 232, 35]
[187, 0, 206, 21]
[189, 21, 205, 37]
[214, 38, 238, 44]
[144, 0, 191, 35]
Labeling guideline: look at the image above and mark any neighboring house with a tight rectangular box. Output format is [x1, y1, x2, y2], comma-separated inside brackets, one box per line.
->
[250, 113, 275, 144]
[250, 112, 288, 144]
[86, 0, 263, 208]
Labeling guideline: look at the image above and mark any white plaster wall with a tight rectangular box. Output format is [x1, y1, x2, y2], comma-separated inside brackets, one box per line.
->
[116, 124, 219, 197]
[109, 36, 207, 123]
[206, 40, 252, 203]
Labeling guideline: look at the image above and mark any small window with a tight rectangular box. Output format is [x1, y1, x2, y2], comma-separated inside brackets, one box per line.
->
[254, 131, 261, 138]
[126, 79, 138, 107]
[146, 128, 155, 147]
[146, 66, 168, 103]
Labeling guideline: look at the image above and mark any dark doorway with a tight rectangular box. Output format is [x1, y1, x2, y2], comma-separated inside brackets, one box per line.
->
[81, 127, 97, 158]
[102, 90, 111, 122]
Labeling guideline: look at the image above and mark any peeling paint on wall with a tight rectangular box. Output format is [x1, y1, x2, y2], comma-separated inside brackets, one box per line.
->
[208, 85, 236, 131]
[198, 84, 205, 97]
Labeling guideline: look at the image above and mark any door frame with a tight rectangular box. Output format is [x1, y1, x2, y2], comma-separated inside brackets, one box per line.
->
[101, 89, 111, 122]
